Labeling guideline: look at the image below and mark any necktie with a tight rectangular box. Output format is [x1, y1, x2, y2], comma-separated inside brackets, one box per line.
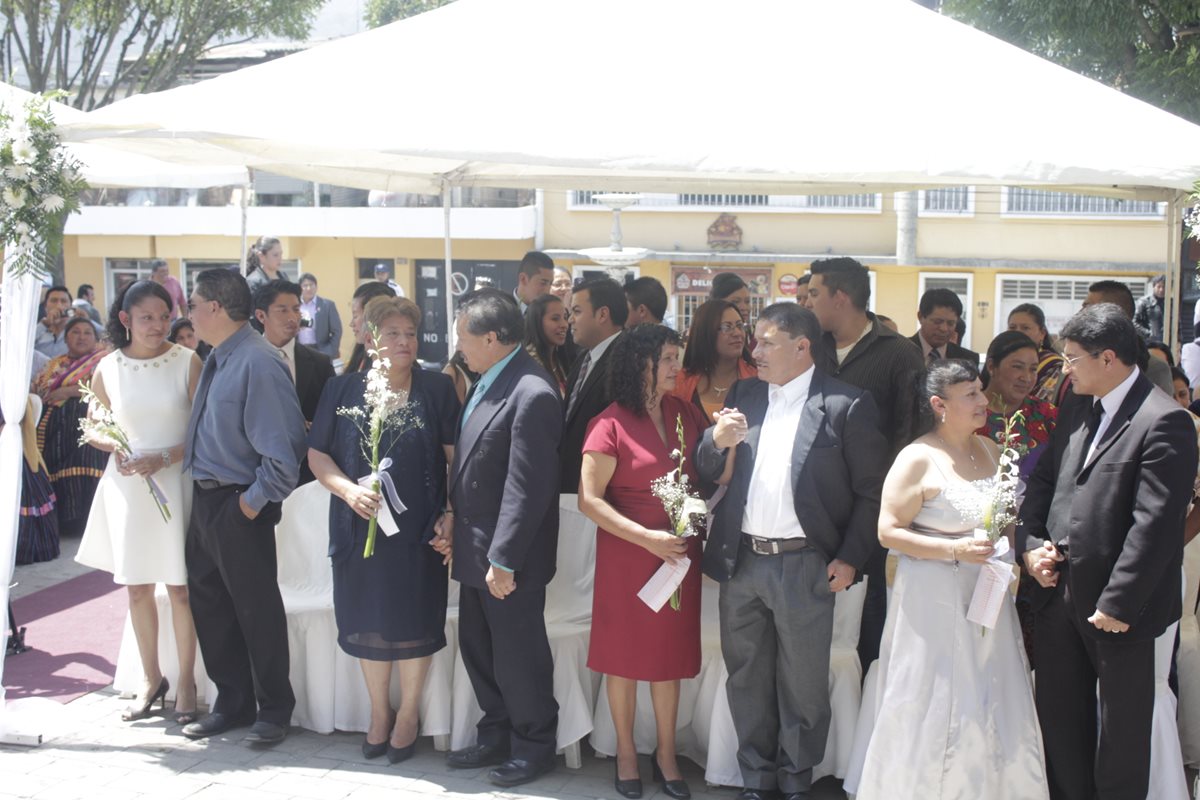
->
[565, 351, 592, 420]
[460, 382, 484, 432]
[278, 348, 295, 383]
[1081, 400, 1105, 465]
[928, 348, 942, 365]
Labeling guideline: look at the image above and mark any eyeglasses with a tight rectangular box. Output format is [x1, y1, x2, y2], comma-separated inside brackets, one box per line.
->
[187, 298, 217, 313]
[718, 322, 748, 335]
[1062, 351, 1099, 369]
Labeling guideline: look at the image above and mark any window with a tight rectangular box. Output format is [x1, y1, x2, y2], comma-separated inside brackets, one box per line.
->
[1003, 188, 1163, 218]
[993, 274, 1149, 337]
[919, 187, 973, 216]
[568, 191, 882, 213]
[105, 259, 158, 305]
[677, 193, 769, 207]
[918, 272, 975, 349]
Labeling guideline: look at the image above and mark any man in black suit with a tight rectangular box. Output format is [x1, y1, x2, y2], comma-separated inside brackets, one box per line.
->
[561, 277, 627, 494]
[443, 289, 562, 788]
[253, 280, 335, 484]
[910, 287, 979, 365]
[695, 303, 887, 800]
[1018, 303, 1198, 800]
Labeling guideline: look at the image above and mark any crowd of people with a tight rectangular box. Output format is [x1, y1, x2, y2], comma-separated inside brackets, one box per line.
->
[11, 243, 1200, 800]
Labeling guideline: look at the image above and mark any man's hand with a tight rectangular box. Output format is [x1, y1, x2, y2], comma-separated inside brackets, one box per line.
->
[238, 495, 259, 521]
[827, 559, 855, 593]
[1088, 609, 1130, 634]
[486, 565, 515, 600]
[712, 408, 748, 450]
[1021, 540, 1063, 588]
[430, 511, 454, 565]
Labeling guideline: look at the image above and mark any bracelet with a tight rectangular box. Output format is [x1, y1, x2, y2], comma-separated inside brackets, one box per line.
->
[160, 450, 171, 468]
[950, 541, 959, 565]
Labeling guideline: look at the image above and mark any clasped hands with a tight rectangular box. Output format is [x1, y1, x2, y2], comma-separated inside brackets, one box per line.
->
[1021, 540, 1130, 634]
[712, 407, 747, 450]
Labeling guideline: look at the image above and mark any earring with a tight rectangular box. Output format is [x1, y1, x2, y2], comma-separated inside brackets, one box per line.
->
[941, 411, 946, 424]
[125, 326, 131, 340]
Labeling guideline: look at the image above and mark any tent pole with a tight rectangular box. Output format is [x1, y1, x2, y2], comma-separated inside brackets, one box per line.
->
[1165, 192, 1183, 354]
[239, 168, 253, 274]
[443, 179, 455, 360]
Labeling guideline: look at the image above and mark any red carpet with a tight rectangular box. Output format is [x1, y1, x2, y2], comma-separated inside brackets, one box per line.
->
[4, 570, 127, 703]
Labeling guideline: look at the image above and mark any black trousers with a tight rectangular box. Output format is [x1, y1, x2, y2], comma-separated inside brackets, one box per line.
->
[457, 584, 558, 763]
[185, 483, 294, 725]
[856, 545, 887, 669]
[1034, 570, 1154, 800]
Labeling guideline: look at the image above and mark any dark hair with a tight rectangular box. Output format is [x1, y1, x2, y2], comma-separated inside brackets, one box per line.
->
[298, 272, 317, 285]
[524, 294, 573, 374]
[798, 273, 812, 286]
[709, 272, 748, 301]
[519, 250, 554, 278]
[624, 276, 667, 323]
[575, 276, 629, 327]
[922, 359, 980, 430]
[809, 258, 871, 310]
[77, 283, 94, 299]
[1008, 303, 1052, 348]
[1059, 303, 1140, 366]
[345, 281, 399, 372]
[757, 302, 823, 360]
[876, 314, 894, 325]
[1152, 274, 1166, 287]
[919, 287, 963, 319]
[682, 300, 751, 376]
[168, 318, 195, 343]
[106, 279, 174, 348]
[1087, 280, 1135, 318]
[63, 315, 98, 343]
[981, 331, 1038, 390]
[1147, 341, 1174, 367]
[954, 317, 967, 341]
[1171, 366, 1190, 387]
[457, 288, 524, 344]
[245, 236, 281, 277]
[250, 279, 302, 334]
[194, 267, 252, 322]
[148, 258, 168, 272]
[46, 285, 72, 301]
[608, 323, 683, 415]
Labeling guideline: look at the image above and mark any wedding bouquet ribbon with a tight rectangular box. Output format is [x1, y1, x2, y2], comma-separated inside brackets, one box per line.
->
[357, 456, 407, 536]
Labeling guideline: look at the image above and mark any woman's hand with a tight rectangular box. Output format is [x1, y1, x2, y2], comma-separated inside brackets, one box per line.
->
[46, 385, 81, 405]
[642, 529, 689, 565]
[342, 484, 383, 521]
[949, 537, 995, 565]
[431, 511, 454, 565]
[116, 451, 164, 478]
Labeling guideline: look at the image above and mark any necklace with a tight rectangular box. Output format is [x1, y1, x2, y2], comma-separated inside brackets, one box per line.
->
[937, 434, 977, 464]
[712, 384, 730, 395]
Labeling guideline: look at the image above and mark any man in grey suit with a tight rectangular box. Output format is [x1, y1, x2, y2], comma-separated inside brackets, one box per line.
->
[298, 273, 343, 361]
[695, 303, 886, 800]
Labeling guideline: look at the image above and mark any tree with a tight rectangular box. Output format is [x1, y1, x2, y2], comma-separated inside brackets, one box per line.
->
[0, 0, 325, 110]
[364, 0, 455, 29]
[943, 0, 1200, 124]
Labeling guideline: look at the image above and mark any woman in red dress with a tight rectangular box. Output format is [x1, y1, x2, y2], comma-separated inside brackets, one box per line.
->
[580, 323, 730, 800]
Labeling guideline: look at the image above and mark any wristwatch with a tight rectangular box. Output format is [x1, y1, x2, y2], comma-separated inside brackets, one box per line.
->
[160, 450, 171, 468]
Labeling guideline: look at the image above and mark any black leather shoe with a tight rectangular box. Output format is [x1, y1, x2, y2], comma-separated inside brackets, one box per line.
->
[361, 738, 388, 759]
[446, 742, 510, 769]
[614, 758, 642, 798]
[736, 790, 779, 800]
[387, 741, 416, 764]
[652, 750, 691, 799]
[487, 757, 555, 787]
[181, 712, 254, 740]
[243, 720, 288, 745]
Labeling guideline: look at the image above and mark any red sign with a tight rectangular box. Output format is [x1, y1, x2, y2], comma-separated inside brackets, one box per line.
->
[778, 273, 799, 296]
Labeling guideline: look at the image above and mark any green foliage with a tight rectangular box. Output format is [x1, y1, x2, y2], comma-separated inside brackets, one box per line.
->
[0, 0, 325, 110]
[364, 0, 456, 28]
[943, 0, 1200, 124]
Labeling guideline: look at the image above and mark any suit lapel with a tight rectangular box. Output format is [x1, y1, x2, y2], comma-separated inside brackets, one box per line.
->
[742, 380, 769, 464]
[450, 350, 524, 491]
[1081, 376, 1151, 473]
[565, 340, 614, 425]
[791, 373, 826, 494]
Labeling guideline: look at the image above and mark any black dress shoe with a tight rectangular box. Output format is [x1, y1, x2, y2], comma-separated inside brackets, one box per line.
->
[736, 790, 779, 800]
[181, 712, 254, 740]
[614, 758, 642, 798]
[243, 720, 288, 745]
[446, 742, 510, 768]
[651, 750, 691, 799]
[361, 738, 388, 759]
[387, 740, 416, 764]
[487, 757, 555, 787]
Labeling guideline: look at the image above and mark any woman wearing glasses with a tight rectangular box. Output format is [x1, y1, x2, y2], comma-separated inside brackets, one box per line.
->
[671, 300, 756, 420]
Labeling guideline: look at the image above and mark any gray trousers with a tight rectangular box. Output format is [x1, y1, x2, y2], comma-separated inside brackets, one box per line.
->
[719, 545, 835, 794]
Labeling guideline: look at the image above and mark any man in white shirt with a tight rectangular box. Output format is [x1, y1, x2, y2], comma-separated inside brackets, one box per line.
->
[695, 303, 886, 800]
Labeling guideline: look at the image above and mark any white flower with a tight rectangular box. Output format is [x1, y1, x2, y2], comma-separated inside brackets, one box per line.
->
[4, 164, 29, 181]
[2, 185, 26, 209]
[40, 194, 64, 213]
[13, 221, 29, 236]
[11, 137, 36, 164]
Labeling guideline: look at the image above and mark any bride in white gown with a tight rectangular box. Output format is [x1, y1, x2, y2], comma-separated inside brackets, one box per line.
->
[844, 360, 1048, 800]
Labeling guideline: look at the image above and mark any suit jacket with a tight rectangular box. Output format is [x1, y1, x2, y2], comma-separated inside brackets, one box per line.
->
[1017, 372, 1198, 640]
[695, 370, 887, 583]
[560, 333, 621, 493]
[908, 333, 979, 365]
[309, 296, 343, 360]
[450, 347, 563, 590]
[294, 343, 335, 485]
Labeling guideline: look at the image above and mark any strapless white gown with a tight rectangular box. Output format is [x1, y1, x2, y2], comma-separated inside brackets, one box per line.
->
[844, 477, 1049, 800]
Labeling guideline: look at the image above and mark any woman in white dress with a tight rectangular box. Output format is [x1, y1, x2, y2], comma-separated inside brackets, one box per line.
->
[78, 280, 203, 723]
[844, 360, 1048, 800]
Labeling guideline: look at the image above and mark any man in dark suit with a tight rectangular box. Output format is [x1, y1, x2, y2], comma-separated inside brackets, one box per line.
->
[252, 280, 335, 484]
[910, 287, 979, 365]
[443, 289, 563, 788]
[695, 303, 887, 800]
[1018, 303, 1198, 800]
[297, 273, 343, 361]
[561, 277, 627, 494]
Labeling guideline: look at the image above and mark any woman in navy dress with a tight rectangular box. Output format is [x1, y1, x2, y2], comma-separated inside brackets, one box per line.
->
[309, 296, 459, 764]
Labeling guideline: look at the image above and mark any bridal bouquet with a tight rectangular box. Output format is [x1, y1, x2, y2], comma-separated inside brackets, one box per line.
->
[77, 381, 171, 523]
[336, 328, 423, 558]
[649, 413, 706, 611]
[968, 409, 1025, 631]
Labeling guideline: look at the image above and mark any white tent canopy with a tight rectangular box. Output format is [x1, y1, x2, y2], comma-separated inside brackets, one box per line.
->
[60, 0, 1200, 197]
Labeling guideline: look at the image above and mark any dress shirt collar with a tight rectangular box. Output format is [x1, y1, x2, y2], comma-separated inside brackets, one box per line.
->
[768, 364, 814, 407]
[273, 335, 297, 363]
[477, 345, 521, 395]
[1096, 366, 1140, 419]
[208, 323, 254, 368]
[587, 330, 622, 365]
[917, 331, 938, 359]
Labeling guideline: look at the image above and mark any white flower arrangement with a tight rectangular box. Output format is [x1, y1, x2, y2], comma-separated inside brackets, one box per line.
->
[649, 413, 706, 611]
[1, 92, 88, 278]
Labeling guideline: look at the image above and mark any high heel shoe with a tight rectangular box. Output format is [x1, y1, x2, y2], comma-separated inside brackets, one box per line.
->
[652, 750, 690, 800]
[386, 740, 416, 764]
[121, 676, 169, 722]
[362, 738, 388, 759]
[614, 757, 642, 799]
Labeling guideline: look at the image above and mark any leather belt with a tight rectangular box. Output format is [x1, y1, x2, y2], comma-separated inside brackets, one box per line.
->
[741, 533, 809, 555]
[195, 479, 246, 491]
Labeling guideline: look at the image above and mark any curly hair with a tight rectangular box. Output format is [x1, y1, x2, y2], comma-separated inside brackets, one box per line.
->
[106, 280, 174, 349]
[608, 323, 683, 415]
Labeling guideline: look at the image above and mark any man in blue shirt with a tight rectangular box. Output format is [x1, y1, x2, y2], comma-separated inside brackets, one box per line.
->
[180, 268, 307, 745]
